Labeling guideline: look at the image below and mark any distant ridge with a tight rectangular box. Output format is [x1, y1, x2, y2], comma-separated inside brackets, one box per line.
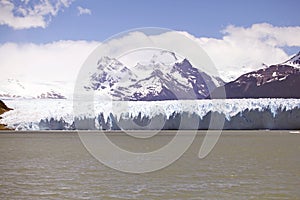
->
[209, 51, 300, 99]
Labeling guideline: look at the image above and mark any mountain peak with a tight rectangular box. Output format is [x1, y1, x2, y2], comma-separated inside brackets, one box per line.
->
[282, 51, 300, 68]
[97, 56, 124, 71]
[85, 52, 220, 100]
[149, 50, 179, 66]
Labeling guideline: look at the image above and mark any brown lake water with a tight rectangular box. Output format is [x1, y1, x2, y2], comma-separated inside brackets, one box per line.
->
[0, 131, 299, 199]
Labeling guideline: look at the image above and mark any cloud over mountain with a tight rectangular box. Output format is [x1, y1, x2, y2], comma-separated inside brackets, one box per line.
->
[0, 40, 100, 82]
[196, 23, 300, 81]
[0, 24, 299, 83]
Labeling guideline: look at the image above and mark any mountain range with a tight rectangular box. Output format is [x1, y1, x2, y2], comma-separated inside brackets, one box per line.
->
[1, 51, 299, 100]
[84, 51, 223, 100]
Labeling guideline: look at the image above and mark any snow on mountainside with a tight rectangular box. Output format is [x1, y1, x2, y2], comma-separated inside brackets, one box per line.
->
[282, 51, 300, 68]
[210, 51, 300, 99]
[84, 56, 137, 93]
[0, 79, 68, 99]
[3, 50, 298, 100]
[84, 50, 222, 100]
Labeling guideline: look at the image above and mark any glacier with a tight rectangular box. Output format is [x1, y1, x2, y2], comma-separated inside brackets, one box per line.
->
[1, 99, 300, 130]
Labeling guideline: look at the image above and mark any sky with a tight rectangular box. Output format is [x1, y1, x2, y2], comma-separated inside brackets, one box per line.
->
[0, 0, 300, 83]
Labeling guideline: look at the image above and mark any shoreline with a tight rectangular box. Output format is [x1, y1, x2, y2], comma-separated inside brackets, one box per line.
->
[0, 129, 299, 136]
[0, 100, 12, 130]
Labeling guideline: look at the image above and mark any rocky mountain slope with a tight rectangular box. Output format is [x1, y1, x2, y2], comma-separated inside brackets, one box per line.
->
[84, 51, 222, 100]
[0, 100, 12, 130]
[210, 52, 300, 98]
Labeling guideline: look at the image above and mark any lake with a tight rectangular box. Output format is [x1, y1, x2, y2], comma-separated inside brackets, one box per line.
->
[0, 131, 299, 199]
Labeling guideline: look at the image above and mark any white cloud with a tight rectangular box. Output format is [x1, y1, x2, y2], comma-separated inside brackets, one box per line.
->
[0, 40, 100, 82]
[81, 31, 217, 77]
[88, 25, 300, 82]
[0, 23, 299, 84]
[77, 6, 91, 16]
[0, 0, 73, 29]
[195, 23, 300, 81]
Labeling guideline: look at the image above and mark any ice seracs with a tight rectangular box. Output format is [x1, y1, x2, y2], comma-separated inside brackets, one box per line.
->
[1, 99, 300, 130]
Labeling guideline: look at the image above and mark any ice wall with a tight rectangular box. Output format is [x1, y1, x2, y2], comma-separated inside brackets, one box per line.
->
[1, 99, 300, 130]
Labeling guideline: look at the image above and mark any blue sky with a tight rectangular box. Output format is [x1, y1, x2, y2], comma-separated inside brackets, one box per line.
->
[0, 0, 300, 83]
[0, 0, 299, 43]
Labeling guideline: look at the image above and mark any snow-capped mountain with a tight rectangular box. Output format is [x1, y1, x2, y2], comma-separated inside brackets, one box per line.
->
[0, 79, 67, 99]
[282, 51, 300, 68]
[210, 52, 300, 98]
[84, 56, 137, 91]
[84, 51, 222, 100]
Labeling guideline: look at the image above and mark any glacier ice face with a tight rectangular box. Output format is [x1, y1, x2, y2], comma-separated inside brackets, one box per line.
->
[1, 99, 74, 130]
[1, 99, 300, 130]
